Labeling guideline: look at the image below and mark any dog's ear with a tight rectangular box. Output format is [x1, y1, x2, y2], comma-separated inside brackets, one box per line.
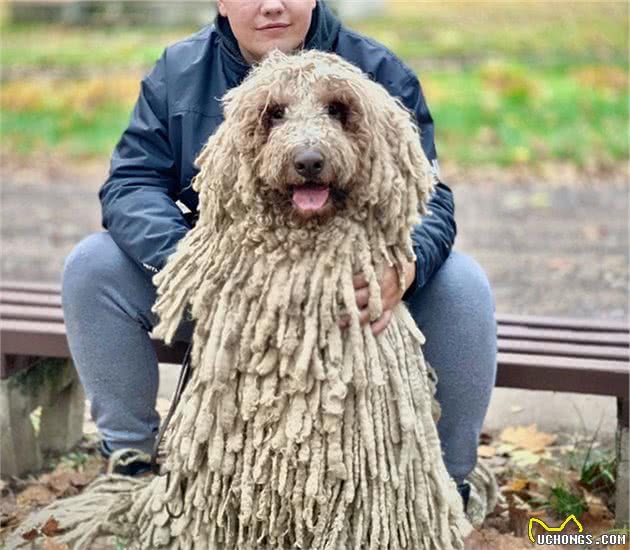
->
[193, 77, 286, 232]
[364, 84, 435, 242]
[191, 119, 243, 233]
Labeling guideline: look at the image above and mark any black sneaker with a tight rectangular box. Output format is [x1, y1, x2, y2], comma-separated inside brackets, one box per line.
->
[99, 440, 153, 477]
[457, 481, 471, 513]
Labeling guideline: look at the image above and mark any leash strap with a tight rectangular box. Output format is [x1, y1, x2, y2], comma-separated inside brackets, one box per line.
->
[150, 341, 193, 474]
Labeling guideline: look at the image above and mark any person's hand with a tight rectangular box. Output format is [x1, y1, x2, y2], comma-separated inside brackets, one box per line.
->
[338, 259, 416, 336]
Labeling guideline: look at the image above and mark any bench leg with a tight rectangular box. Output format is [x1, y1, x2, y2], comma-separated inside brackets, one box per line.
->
[615, 397, 629, 528]
[0, 357, 85, 477]
[39, 363, 85, 454]
[0, 375, 42, 476]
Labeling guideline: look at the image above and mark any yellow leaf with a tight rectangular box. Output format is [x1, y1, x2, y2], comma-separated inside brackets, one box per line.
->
[500, 424, 557, 453]
[506, 478, 529, 492]
[477, 445, 496, 458]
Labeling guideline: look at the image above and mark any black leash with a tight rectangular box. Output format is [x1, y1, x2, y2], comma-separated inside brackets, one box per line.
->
[151, 341, 193, 475]
[150, 341, 193, 519]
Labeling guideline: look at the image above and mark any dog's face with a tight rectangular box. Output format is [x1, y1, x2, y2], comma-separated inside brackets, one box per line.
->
[247, 73, 365, 223]
[194, 50, 434, 236]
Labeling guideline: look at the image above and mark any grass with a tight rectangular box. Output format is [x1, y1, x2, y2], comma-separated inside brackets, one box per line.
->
[546, 485, 588, 519]
[59, 451, 90, 471]
[575, 432, 617, 496]
[1, 1, 628, 166]
[357, 1, 628, 70]
[424, 63, 628, 167]
[1, 76, 140, 158]
[1, 24, 191, 74]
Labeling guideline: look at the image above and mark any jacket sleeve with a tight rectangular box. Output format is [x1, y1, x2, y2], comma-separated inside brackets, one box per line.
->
[99, 49, 190, 279]
[398, 73, 458, 299]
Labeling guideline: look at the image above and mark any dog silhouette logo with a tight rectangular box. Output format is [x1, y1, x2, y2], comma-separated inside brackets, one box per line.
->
[528, 514, 583, 543]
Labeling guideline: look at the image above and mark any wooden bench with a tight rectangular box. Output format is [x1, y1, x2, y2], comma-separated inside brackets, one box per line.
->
[1, 281, 628, 524]
[0, 281, 187, 477]
[494, 313, 629, 526]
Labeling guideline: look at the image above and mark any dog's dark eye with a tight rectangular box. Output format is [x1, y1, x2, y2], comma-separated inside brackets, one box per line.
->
[327, 101, 348, 124]
[267, 105, 286, 124]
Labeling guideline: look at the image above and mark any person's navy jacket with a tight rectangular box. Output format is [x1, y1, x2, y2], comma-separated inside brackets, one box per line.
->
[99, 0, 457, 298]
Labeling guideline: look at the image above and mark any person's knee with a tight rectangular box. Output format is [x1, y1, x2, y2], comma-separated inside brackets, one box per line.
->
[62, 232, 131, 300]
[430, 251, 495, 312]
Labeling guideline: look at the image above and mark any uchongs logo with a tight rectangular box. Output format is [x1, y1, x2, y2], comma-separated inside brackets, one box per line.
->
[528, 514, 628, 546]
[528, 514, 583, 544]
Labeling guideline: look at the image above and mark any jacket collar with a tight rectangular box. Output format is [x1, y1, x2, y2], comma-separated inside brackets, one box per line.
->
[215, 0, 341, 83]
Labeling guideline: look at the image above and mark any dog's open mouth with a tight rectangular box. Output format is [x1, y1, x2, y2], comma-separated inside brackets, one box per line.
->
[291, 182, 330, 213]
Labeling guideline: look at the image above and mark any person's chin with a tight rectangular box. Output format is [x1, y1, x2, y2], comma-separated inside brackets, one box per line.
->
[263, 38, 302, 55]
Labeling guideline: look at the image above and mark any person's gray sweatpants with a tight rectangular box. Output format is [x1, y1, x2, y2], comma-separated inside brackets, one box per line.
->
[62, 231, 497, 484]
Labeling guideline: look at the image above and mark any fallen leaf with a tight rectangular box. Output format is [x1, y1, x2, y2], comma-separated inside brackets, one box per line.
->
[580, 494, 614, 531]
[41, 458, 95, 494]
[43, 471, 91, 497]
[21, 527, 39, 541]
[499, 424, 557, 453]
[478, 445, 496, 458]
[503, 476, 545, 510]
[506, 478, 529, 492]
[41, 516, 60, 537]
[41, 473, 74, 497]
[496, 442, 516, 455]
[17, 485, 55, 507]
[511, 449, 545, 467]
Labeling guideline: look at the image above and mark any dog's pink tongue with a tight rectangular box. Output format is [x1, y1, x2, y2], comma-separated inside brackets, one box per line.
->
[292, 184, 330, 211]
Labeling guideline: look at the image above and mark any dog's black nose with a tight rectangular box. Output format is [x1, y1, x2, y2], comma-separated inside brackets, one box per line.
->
[294, 149, 325, 179]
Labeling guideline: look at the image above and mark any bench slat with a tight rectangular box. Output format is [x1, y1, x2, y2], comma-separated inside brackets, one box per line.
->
[498, 325, 629, 346]
[1, 320, 70, 360]
[496, 313, 628, 333]
[0, 291, 62, 307]
[497, 339, 629, 361]
[496, 352, 629, 398]
[497, 352, 628, 373]
[1, 304, 65, 323]
[0, 281, 61, 294]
